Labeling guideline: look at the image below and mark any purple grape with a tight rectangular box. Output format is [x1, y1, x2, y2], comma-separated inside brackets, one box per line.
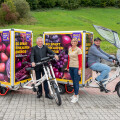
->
[59, 72, 63, 77]
[60, 65, 63, 68]
[55, 72, 59, 78]
[57, 62, 60, 66]
[63, 51, 65, 55]
[45, 39, 49, 43]
[53, 67, 58, 72]
[60, 61, 63, 65]
[60, 54, 63, 57]
[51, 35, 58, 40]
[64, 54, 68, 59]
[63, 59, 67, 63]
[61, 57, 64, 60]
[45, 35, 49, 39]
[53, 39, 60, 43]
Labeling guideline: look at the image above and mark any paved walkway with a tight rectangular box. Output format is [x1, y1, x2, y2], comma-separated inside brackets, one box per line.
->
[0, 71, 120, 120]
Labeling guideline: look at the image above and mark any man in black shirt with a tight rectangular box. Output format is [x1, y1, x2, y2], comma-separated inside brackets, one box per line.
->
[31, 37, 59, 98]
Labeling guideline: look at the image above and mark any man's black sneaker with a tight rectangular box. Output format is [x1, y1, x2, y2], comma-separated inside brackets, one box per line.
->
[45, 94, 53, 99]
[37, 92, 42, 98]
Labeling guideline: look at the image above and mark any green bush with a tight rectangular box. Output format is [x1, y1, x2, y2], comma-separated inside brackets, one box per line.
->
[26, 0, 39, 10]
[99, 0, 107, 7]
[5, 0, 16, 12]
[0, 3, 19, 25]
[59, 0, 81, 10]
[39, 0, 57, 8]
[14, 0, 30, 18]
[90, 0, 101, 7]
[81, 0, 92, 7]
[108, 0, 116, 6]
[0, 0, 4, 5]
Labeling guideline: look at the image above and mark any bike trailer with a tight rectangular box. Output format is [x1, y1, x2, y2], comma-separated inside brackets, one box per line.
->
[0, 29, 33, 95]
[43, 31, 93, 93]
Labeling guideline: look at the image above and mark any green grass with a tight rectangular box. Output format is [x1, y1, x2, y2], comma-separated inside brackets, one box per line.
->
[1, 7, 120, 54]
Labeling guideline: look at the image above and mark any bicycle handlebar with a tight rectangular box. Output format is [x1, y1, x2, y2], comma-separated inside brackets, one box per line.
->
[23, 50, 66, 71]
[109, 57, 118, 61]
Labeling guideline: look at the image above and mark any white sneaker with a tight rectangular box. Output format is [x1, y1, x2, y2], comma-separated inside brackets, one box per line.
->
[70, 95, 74, 99]
[71, 95, 78, 103]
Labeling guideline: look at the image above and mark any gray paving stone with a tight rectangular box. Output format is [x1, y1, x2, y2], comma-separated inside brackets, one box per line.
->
[0, 73, 120, 120]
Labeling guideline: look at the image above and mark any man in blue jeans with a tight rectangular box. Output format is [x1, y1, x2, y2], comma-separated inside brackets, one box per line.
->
[88, 37, 115, 91]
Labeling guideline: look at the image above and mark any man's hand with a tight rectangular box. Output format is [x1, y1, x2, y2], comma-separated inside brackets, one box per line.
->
[54, 55, 59, 60]
[113, 60, 116, 64]
[32, 62, 36, 67]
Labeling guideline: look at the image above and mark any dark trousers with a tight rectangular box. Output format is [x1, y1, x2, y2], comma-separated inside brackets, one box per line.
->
[69, 67, 80, 95]
[35, 67, 49, 96]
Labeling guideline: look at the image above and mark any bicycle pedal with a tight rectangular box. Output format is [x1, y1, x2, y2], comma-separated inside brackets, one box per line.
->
[105, 89, 110, 93]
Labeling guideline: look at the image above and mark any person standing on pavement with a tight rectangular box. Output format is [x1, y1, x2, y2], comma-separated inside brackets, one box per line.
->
[88, 37, 115, 90]
[31, 37, 59, 99]
[67, 37, 82, 103]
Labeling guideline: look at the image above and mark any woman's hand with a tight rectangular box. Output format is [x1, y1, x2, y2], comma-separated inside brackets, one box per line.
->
[78, 70, 81, 75]
[65, 68, 69, 72]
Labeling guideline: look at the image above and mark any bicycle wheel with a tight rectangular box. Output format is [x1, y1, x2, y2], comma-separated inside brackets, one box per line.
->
[117, 84, 120, 97]
[58, 84, 65, 94]
[51, 81, 62, 106]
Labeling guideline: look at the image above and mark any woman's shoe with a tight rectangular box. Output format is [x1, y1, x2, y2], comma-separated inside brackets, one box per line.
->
[70, 94, 74, 99]
[71, 95, 79, 103]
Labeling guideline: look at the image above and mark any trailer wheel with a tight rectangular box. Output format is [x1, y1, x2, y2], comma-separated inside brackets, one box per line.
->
[117, 84, 120, 97]
[0, 87, 9, 96]
[65, 84, 74, 93]
[1, 87, 7, 94]
[58, 84, 65, 94]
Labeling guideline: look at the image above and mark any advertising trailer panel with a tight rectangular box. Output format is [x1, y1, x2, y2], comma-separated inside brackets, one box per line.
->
[44, 31, 93, 86]
[0, 30, 11, 86]
[0, 29, 33, 89]
[14, 31, 32, 85]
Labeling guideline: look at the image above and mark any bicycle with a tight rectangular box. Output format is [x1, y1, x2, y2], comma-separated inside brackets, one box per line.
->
[87, 25, 120, 97]
[22, 55, 62, 106]
[88, 56, 120, 95]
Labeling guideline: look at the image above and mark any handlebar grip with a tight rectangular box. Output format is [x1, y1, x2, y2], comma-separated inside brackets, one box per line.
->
[47, 54, 55, 58]
[22, 61, 28, 64]
[109, 57, 118, 61]
[26, 67, 34, 71]
[58, 50, 65, 57]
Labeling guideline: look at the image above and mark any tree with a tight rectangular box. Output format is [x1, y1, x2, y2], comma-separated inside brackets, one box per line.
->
[14, 0, 30, 18]
[59, 0, 81, 10]
[26, 0, 39, 10]
[39, 0, 57, 8]
[0, 3, 19, 25]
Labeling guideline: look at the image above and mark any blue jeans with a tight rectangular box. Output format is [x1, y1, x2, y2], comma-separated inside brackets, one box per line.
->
[69, 67, 80, 95]
[90, 63, 111, 82]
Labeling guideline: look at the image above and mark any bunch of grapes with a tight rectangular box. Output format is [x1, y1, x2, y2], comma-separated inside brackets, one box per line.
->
[15, 32, 32, 82]
[51, 50, 68, 78]
[0, 33, 10, 82]
[45, 35, 61, 43]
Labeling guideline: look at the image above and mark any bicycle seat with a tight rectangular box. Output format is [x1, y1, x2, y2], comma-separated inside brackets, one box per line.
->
[26, 67, 34, 71]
